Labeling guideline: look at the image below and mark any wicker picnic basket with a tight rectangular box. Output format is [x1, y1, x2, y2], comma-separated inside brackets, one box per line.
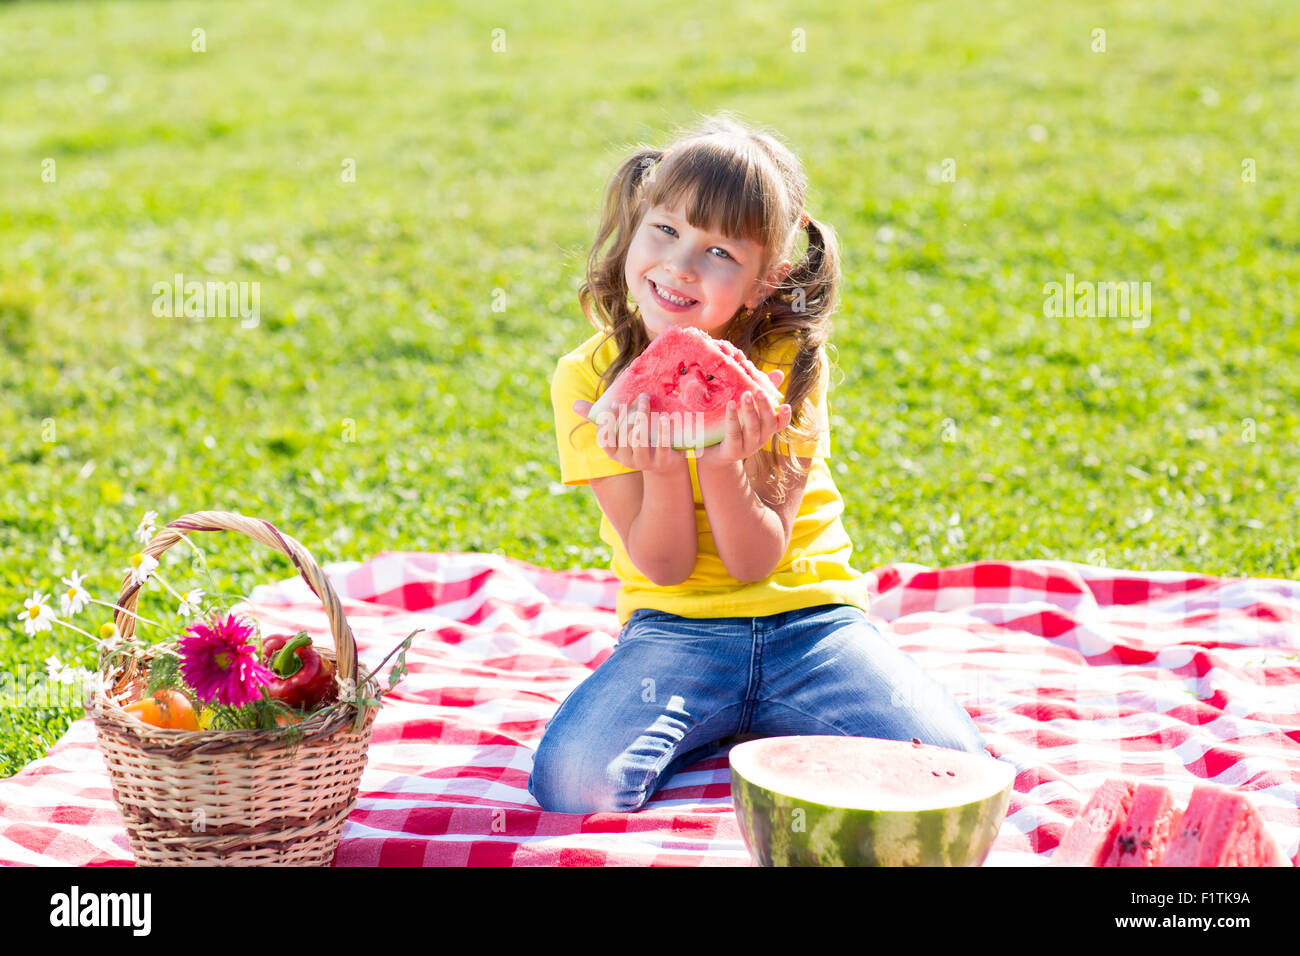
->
[86, 510, 381, 866]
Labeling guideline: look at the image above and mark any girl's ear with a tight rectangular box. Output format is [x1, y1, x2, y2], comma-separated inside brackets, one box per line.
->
[749, 259, 792, 308]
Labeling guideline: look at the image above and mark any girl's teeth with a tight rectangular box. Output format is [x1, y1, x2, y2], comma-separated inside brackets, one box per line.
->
[656, 283, 694, 306]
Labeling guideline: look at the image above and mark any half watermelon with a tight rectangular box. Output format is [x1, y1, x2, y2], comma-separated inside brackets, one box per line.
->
[586, 326, 781, 450]
[729, 735, 1016, 867]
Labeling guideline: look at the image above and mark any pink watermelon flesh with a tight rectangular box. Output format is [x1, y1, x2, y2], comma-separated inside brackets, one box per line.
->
[732, 735, 1013, 812]
[1051, 778, 1137, 866]
[586, 326, 781, 450]
[1103, 783, 1182, 867]
[1159, 785, 1287, 867]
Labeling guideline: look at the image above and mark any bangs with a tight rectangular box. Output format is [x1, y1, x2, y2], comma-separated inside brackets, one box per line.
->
[642, 140, 787, 256]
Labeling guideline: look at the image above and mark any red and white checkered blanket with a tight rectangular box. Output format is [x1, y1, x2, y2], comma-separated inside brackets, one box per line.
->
[2, 553, 1297, 866]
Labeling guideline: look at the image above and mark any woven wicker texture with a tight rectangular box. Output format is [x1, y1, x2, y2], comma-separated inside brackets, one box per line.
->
[87, 510, 381, 866]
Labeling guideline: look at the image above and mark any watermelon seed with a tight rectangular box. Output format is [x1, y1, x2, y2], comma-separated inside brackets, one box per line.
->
[679, 364, 688, 375]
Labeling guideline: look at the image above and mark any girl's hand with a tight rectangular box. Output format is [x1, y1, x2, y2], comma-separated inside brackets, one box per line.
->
[575, 396, 689, 473]
[696, 369, 792, 468]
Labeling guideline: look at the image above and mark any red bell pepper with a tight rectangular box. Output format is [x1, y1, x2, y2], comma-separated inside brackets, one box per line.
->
[261, 632, 337, 710]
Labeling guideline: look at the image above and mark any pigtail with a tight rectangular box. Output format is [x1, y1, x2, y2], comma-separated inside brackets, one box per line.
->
[577, 148, 664, 391]
[732, 212, 842, 497]
[567, 148, 665, 447]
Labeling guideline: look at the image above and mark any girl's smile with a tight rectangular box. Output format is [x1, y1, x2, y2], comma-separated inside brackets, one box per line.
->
[647, 278, 698, 311]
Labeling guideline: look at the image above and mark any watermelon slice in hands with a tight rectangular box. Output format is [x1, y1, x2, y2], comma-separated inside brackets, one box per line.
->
[586, 326, 782, 450]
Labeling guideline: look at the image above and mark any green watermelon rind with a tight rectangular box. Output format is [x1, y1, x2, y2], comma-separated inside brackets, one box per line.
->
[730, 755, 1015, 867]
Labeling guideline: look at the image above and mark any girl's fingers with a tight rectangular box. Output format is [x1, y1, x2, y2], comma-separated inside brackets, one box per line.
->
[743, 390, 759, 434]
[761, 399, 789, 435]
[635, 394, 651, 451]
[724, 399, 744, 447]
[609, 400, 625, 444]
[618, 396, 647, 434]
[659, 424, 687, 467]
[573, 400, 593, 418]
[593, 396, 687, 471]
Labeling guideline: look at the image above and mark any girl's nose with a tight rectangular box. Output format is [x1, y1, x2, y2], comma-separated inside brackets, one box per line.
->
[664, 253, 696, 281]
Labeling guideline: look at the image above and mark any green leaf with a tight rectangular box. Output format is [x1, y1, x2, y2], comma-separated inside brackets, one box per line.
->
[143, 648, 183, 697]
[387, 632, 416, 690]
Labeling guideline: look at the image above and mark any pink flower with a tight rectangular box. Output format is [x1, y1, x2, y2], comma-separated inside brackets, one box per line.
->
[179, 613, 274, 707]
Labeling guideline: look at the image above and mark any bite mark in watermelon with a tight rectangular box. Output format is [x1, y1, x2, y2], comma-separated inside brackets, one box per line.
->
[728, 735, 1015, 867]
[586, 326, 781, 450]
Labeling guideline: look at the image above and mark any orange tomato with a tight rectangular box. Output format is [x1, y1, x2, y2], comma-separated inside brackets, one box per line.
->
[123, 689, 200, 731]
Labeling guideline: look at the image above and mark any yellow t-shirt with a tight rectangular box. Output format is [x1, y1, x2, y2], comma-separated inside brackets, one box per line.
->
[551, 329, 871, 625]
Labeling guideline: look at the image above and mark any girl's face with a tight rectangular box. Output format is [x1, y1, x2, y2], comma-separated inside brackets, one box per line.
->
[624, 201, 773, 340]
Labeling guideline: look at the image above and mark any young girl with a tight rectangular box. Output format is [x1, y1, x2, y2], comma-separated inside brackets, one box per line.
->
[530, 113, 988, 814]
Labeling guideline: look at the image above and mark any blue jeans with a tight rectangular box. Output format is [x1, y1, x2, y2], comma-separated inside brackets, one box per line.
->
[528, 603, 989, 813]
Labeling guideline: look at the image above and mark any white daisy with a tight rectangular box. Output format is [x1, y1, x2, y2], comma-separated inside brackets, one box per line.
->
[59, 570, 92, 617]
[57, 665, 94, 687]
[177, 588, 205, 617]
[45, 654, 65, 681]
[134, 510, 159, 544]
[19, 592, 56, 636]
[97, 621, 121, 652]
[125, 553, 159, 587]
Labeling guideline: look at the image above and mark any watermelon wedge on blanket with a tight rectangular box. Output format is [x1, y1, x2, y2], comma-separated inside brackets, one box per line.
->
[1103, 782, 1182, 867]
[1158, 784, 1288, 867]
[586, 326, 781, 450]
[728, 736, 1015, 866]
[1051, 778, 1137, 866]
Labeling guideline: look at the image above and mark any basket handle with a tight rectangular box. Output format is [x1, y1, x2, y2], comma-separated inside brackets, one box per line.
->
[113, 510, 361, 702]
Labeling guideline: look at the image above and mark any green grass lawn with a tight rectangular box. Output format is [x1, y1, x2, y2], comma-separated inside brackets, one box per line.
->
[2, 0, 1298, 776]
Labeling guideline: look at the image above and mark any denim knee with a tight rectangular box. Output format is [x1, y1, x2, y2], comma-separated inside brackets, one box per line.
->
[528, 732, 656, 814]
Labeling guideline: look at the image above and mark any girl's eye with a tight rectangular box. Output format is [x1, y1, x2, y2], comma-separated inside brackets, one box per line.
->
[654, 224, 735, 261]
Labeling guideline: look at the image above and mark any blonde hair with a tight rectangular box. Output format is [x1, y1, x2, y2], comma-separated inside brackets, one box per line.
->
[576, 111, 841, 492]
